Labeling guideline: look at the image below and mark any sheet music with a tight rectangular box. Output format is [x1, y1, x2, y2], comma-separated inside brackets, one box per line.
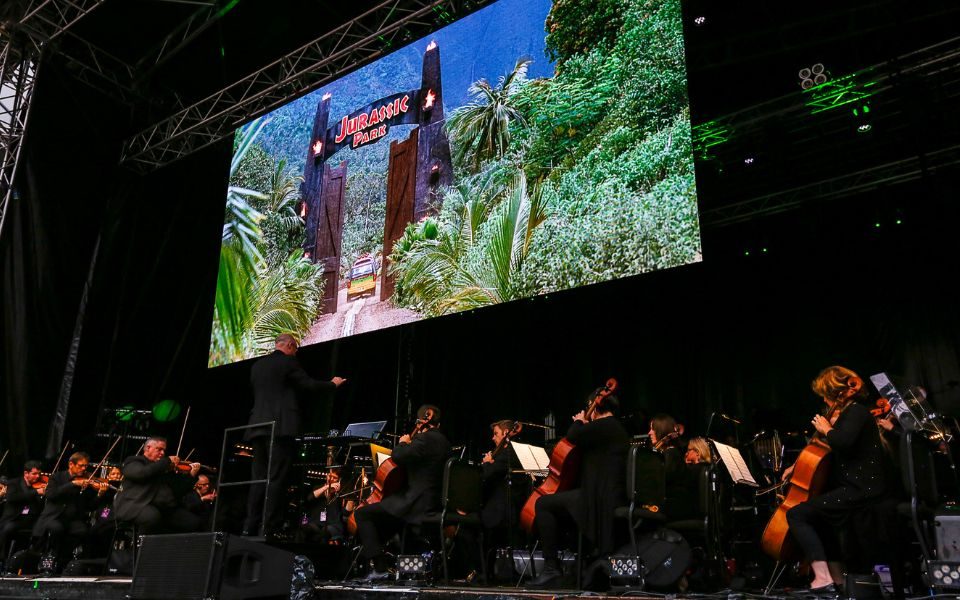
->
[510, 441, 550, 471]
[710, 439, 758, 487]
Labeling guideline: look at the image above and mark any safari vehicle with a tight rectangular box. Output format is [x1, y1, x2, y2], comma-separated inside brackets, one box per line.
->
[346, 255, 378, 300]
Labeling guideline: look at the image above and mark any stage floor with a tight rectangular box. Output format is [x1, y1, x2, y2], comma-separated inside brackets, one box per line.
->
[0, 576, 696, 600]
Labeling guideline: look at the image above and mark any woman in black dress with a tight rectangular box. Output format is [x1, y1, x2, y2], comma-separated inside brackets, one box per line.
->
[784, 365, 889, 592]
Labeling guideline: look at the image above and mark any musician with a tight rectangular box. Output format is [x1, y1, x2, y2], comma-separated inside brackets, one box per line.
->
[0, 461, 45, 564]
[650, 413, 697, 519]
[531, 391, 628, 587]
[783, 366, 890, 593]
[182, 475, 217, 530]
[685, 437, 713, 465]
[31, 452, 107, 571]
[114, 436, 203, 534]
[301, 469, 344, 543]
[480, 420, 516, 537]
[243, 333, 346, 537]
[354, 404, 450, 580]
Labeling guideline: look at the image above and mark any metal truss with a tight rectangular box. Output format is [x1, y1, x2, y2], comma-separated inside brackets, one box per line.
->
[133, 0, 227, 78]
[120, 0, 492, 173]
[697, 36, 960, 228]
[0, 44, 38, 235]
[702, 143, 960, 227]
[14, 0, 107, 45]
[1, 0, 107, 237]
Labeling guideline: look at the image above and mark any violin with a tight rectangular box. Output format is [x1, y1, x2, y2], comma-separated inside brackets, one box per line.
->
[871, 397, 892, 418]
[653, 426, 682, 452]
[32, 473, 50, 491]
[174, 461, 218, 475]
[519, 378, 617, 532]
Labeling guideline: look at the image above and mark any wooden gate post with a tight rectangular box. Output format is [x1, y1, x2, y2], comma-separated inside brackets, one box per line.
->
[381, 129, 419, 302]
[315, 161, 348, 314]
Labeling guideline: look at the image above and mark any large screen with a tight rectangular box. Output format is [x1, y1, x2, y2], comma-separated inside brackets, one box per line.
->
[208, 0, 701, 367]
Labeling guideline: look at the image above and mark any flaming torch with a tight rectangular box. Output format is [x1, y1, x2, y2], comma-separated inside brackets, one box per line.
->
[426, 40, 437, 52]
[312, 140, 323, 156]
[423, 89, 436, 110]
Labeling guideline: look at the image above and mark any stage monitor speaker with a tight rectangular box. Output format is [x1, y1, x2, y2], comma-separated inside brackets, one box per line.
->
[936, 507, 960, 561]
[131, 532, 295, 600]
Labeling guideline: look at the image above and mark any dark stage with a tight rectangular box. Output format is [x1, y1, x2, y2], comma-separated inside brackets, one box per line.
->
[4, 0, 960, 599]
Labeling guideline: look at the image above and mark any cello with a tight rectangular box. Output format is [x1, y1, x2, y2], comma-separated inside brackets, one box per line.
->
[346, 408, 438, 535]
[519, 378, 617, 532]
[759, 376, 862, 560]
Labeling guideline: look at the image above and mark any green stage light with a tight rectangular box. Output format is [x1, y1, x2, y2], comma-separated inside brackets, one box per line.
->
[117, 405, 136, 422]
[152, 399, 182, 423]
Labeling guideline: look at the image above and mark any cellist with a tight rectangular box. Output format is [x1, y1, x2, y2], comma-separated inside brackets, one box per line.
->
[531, 389, 628, 588]
[783, 366, 890, 594]
[353, 404, 450, 581]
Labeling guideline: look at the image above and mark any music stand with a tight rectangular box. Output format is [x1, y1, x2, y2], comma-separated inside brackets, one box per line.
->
[342, 420, 387, 440]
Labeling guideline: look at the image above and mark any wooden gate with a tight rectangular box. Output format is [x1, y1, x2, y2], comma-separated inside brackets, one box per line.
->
[315, 161, 348, 314]
[381, 129, 419, 302]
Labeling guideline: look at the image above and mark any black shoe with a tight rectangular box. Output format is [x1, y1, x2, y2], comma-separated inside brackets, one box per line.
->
[357, 568, 392, 583]
[809, 583, 838, 598]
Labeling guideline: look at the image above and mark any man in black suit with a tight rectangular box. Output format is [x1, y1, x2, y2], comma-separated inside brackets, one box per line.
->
[243, 333, 345, 537]
[354, 404, 451, 580]
[0, 461, 45, 565]
[182, 475, 216, 531]
[32, 452, 107, 569]
[113, 436, 203, 533]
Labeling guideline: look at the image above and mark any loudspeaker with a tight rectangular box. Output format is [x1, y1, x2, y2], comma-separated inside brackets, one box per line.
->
[131, 532, 296, 600]
[936, 508, 960, 561]
[615, 528, 691, 588]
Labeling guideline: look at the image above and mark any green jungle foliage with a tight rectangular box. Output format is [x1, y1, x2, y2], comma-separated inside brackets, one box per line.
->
[391, 0, 699, 314]
[209, 120, 325, 367]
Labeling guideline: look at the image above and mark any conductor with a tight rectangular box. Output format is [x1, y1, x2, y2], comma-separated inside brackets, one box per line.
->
[243, 333, 346, 537]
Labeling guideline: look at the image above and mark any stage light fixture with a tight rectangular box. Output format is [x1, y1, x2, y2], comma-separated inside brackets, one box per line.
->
[929, 561, 960, 589]
[799, 63, 829, 89]
[608, 555, 643, 585]
[853, 102, 872, 133]
[743, 157, 754, 165]
[693, 16, 706, 26]
[397, 553, 431, 578]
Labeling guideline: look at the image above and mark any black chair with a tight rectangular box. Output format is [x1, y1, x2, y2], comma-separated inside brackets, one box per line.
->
[420, 457, 486, 582]
[614, 446, 668, 556]
[664, 463, 723, 562]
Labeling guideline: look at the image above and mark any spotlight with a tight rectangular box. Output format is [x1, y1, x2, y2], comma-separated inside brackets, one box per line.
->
[608, 555, 643, 585]
[853, 102, 872, 133]
[693, 15, 706, 26]
[743, 157, 755, 165]
[799, 63, 829, 89]
[928, 561, 960, 589]
[396, 553, 431, 579]
[857, 123, 872, 133]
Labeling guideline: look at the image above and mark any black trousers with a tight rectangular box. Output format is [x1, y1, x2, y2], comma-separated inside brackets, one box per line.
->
[354, 503, 406, 560]
[0, 516, 38, 560]
[244, 436, 294, 535]
[533, 490, 582, 561]
[786, 489, 853, 562]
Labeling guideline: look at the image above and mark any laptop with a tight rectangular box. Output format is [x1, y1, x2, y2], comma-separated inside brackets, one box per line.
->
[342, 420, 388, 440]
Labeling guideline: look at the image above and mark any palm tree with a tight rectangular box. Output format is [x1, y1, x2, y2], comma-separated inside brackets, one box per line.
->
[392, 169, 547, 316]
[447, 57, 532, 171]
[260, 158, 305, 268]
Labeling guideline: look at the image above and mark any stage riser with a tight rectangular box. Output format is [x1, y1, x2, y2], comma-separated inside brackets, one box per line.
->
[0, 577, 131, 600]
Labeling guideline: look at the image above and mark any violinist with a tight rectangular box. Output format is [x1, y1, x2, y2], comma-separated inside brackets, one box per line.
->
[0, 461, 45, 564]
[31, 452, 107, 571]
[301, 469, 344, 543]
[531, 390, 628, 587]
[354, 404, 450, 581]
[649, 414, 697, 520]
[783, 366, 890, 594]
[113, 436, 203, 534]
[183, 475, 217, 530]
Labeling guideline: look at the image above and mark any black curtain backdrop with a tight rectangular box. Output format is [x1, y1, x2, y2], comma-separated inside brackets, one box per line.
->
[3, 59, 960, 476]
